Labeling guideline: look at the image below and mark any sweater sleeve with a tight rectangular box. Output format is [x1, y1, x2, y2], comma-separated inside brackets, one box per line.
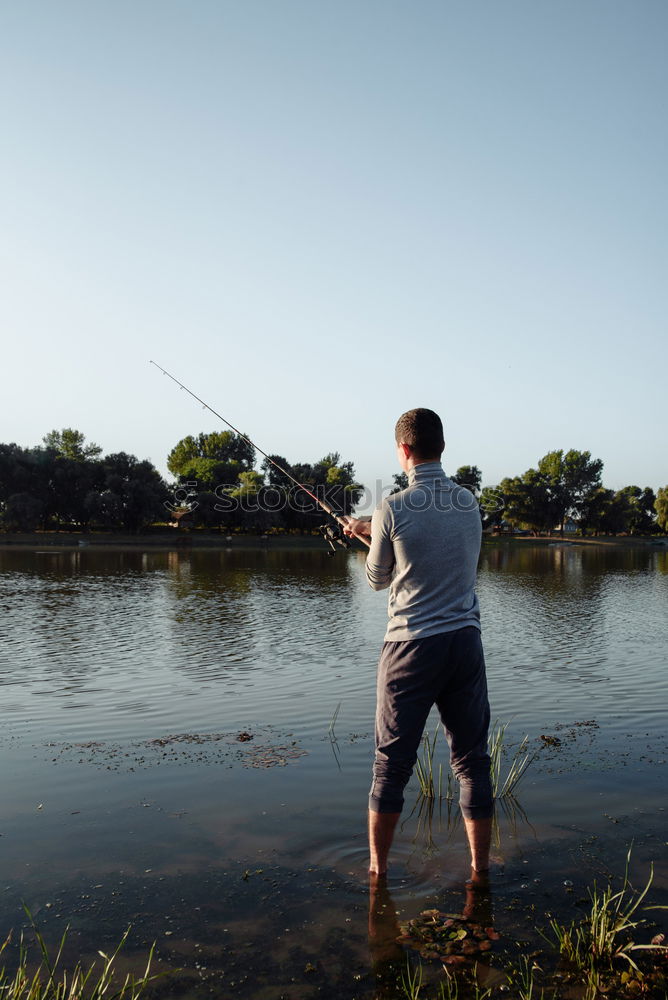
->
[365, 503, 395, 591]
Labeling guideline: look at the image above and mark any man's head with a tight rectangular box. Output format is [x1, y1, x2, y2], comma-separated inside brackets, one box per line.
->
[394, 408, 445, 469]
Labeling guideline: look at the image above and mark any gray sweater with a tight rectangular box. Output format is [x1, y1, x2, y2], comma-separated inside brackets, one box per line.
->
[366, 462, 481, 642]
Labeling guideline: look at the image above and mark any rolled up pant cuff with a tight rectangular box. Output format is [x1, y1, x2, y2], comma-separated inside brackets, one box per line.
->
[369, 792, 404, 814]
[460, 801, 494, 820]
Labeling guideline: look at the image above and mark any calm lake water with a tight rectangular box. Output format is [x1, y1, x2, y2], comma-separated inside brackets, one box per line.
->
[1, 542, 667, 997]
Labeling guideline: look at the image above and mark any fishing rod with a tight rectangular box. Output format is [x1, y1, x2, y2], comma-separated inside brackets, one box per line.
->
[150, 361, 370, 553]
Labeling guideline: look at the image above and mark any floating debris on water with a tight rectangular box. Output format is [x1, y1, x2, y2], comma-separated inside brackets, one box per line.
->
[398, 908, 500, 965]
[44, 727, 308, 772]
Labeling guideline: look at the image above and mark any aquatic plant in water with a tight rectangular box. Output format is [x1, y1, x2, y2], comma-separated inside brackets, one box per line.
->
[397, 848, 667, 999]
[415, 720, 536, 801]
[400, 958, 423, 1000]
[545, 850, 667, 971]
[398, 959, 495, 1000]
[488, 721, 537, 799]
[415, 725, 452, 800]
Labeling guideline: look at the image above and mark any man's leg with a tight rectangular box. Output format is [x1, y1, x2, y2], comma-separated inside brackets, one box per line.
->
[368, 810, 400, 876]
[369, 639, 440, 874]
[463, 814, 492, 873]
[436, 627, 494, 873]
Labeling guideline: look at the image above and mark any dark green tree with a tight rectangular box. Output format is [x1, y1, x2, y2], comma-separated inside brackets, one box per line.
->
[261, 455, 293, 488]
[43, 428, 102, 460]
[188, 491, 225, 531]
[639, 487, 659, 534]
[479, 485, 504, 530]
[390, 472, 409, 495]
[580, 487, 616, 535]
[311, 453, 364, 515]
[499, 470, 556, 534]
[613, 486, 657, 535]
[259, 451, 364, 529]
[452, 465, 482, 496]
[47, 455, 104, 527]
[654, 487, 668, 532]
[0, 444, 61, 519]
[167, 432, 255, 489]
[4, 492, 45, 531]
[1, 443, 104, 529]
[537, 449, 603, 532]
[0, 444, 34, 499]
[86, 453, 166, 532]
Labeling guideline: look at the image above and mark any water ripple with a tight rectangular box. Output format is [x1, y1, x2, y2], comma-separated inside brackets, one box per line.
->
[1, 546, 666, 749]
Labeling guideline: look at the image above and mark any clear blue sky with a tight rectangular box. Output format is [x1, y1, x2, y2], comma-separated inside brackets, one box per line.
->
[1, 1, 666, 503]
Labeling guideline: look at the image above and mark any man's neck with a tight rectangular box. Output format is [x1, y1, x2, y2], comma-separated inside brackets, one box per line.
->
[407, 459, 444, 484]
[406, 455, 442, 473]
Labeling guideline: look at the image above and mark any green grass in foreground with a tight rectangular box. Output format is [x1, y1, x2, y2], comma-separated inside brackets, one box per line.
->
[0, 914, 160, 1000]
[395, 849, 668, 999]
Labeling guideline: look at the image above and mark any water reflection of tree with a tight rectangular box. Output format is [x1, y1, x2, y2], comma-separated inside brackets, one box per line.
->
[651, 550, 668, 575]
[162, 551, 257, 683]
[162, 549, 362, 686]
[1, 550, 171, 696]
[479, 545, 614, 681]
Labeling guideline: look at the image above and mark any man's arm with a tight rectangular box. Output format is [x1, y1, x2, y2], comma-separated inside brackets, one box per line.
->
[364, 505, 395, 591]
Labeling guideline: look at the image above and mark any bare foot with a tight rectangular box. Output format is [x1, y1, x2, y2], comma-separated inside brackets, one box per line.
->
[466, 866, 490, 888]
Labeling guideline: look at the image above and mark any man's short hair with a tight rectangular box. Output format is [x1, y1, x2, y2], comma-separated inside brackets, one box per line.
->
[395, 408, 445, 459]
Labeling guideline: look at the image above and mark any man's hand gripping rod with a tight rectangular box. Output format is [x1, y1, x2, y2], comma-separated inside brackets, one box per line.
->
[150, 361, 370, 551]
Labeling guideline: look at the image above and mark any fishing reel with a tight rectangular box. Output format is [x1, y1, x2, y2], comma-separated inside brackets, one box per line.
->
[318, 521, 351, 556]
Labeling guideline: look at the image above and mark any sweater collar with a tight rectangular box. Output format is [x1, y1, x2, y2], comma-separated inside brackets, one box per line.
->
[408, 461, 447, 485]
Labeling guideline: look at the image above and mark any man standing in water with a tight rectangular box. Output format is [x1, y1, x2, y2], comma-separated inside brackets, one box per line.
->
[344, 408, 493, 878]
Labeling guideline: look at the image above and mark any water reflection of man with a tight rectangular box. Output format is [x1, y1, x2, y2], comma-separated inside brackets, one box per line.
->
[368, 873, 498, 996]
[367, 876, 405, 998]
[344, 408, 493, 878]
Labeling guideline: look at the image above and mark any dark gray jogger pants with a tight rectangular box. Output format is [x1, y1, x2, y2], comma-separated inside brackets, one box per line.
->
[369, 626, 493, 819]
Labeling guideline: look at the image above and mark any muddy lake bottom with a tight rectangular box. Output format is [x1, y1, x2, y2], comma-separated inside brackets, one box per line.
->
[1, 545, 667, 997]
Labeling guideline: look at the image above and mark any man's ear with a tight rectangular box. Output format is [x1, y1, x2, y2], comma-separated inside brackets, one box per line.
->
[398, 441, 412, 461]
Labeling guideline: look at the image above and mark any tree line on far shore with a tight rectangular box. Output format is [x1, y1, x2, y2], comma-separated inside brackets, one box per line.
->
[474, 451, 667, 536]
[0, 429, 666, 536]
[0, 428, 364, 534]
[164, 430, 364, 533]
[0, 430, 167, 533]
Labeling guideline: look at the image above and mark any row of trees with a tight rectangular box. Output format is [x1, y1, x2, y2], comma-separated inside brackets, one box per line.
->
[0, 430, 167, 532]
[0, 429, 364, 534]
[467, 450, 666, 536]
[0, 431, 665, 536]
[166, 431, 363, 533]
[394, 456, 666, 535]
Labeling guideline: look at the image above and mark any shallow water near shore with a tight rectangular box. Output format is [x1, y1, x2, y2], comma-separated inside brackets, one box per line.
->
[1, 544, 667, 997]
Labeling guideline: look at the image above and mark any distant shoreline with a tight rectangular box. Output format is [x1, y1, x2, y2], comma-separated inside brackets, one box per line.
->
[0, 531, 330, 551]
[0, 531, 665, 552]
[485, 534, 667, 548]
